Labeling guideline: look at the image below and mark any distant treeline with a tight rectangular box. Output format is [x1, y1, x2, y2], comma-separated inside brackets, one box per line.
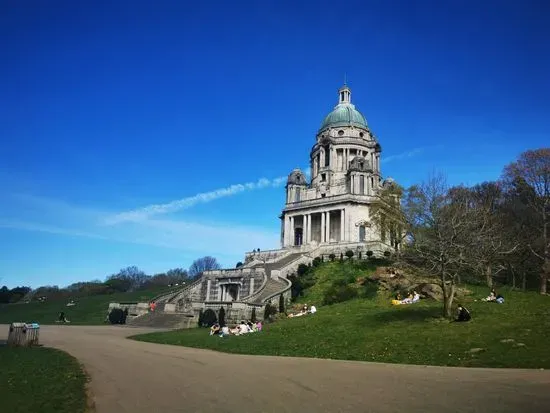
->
[0, 256, 221, 304]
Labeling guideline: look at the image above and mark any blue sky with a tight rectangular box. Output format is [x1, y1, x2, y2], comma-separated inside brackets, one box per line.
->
[1, 0, 549, 288]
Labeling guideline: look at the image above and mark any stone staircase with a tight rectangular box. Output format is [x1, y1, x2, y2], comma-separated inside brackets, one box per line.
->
[249, 278, 288, 304]
[264, 252, 304, 277]
[128, 311, 194, 329]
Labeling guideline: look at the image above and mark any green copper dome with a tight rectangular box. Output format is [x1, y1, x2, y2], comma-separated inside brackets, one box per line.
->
[319, 85, 367, 131]
[319, 104, 367, 130]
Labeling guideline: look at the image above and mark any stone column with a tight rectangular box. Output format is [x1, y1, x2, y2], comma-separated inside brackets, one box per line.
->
[219, 284, 224, 301]
[340, 209, 345, 242]
[307, 214, 312, 244]
[302, 214, 307, 245]
[290, 216, 295, 246]
[285, 215, 291, 247]
[206, 279, 211, 301]
[321, 212, 326, 243]
[326, 211, 331, 243]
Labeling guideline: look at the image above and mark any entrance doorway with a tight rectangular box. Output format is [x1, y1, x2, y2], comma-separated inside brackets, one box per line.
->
[294, 227, 303, 246]
[227, 285, 238, 301]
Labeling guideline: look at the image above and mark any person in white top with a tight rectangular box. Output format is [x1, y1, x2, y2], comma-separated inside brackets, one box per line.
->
[309, 305, 317, 314]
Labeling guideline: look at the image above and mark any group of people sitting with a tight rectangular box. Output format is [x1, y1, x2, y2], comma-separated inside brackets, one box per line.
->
[287, 303, 317, 318]
[210, 320, 262, 337]
[482, 288, 505, 304]
[391, 291, 421, 305]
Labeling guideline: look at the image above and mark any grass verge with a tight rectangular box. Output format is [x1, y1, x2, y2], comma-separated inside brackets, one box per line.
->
[0, 345, 88, 413]
[0, 287, 171, 325]
[131, 287, 550, 368]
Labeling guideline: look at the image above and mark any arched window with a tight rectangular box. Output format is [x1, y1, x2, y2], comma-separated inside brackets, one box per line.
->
[359, 225, 366, 242]
[360, 176, 365, 194]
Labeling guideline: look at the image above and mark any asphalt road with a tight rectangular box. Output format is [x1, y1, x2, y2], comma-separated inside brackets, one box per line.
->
[2, 325, 550, 412]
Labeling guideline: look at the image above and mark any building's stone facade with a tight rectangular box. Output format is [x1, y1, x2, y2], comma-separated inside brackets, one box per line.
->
[122, 84, 399, 328]
[280, 84, 398, 252]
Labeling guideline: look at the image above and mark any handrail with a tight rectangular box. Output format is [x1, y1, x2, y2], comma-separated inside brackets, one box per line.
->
[240, 271, 268, 303]
[167, 278, 203, 303]
[261, 277, 292, 304]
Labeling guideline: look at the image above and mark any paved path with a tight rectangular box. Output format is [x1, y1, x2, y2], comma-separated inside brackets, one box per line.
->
[3, 325, 550, 412]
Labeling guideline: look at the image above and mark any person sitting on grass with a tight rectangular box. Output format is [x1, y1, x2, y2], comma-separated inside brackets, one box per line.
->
[256, 320, 262, 331]
[309, 305, 317, 314]
[411, 291, 420, 303]
[210, 323, 221, 336]
[455, 305, 471, 322]
[401, 292, 414, 304]
[483, 289, 497, 302]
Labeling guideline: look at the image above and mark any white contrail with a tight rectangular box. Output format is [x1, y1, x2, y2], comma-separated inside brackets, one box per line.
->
[104, 176, 287, 225]
[382, 147, 424, 164]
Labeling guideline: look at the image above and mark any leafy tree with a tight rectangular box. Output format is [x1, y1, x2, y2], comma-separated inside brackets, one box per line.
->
[189, 256, 221, 279]
[371, 182, 407, 254]
[366, 250, 373, 258]
[502, 148, 550, 294]
[218, 307, 226, 326]
[197, 309, 204, 327]
[263, 303, 276, 320]
[329, 253, 336, 261]
[278, 294, 285, 313]
[345, 250, 354, 259]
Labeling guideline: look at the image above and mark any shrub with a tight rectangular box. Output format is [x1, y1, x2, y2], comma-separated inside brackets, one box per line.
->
[197, 309, 204, 327]
[329, 253, 336, 261]
[384, 250, 391, 257]
[202, 309, 217, 327]
[279, 294, 285, 313]
[297, 263, 309, 276]
[312, 257, 322, 267]
[263, 303, 277, 320]
[108, 308, 125, 324]
[366, 250, 374, 258]
[218, 307, 226, 326]
[287, 274, 303, 299]
[323, 284, 358, 305]
[345, 250, 354, 259]
[251, 307, 257, 322]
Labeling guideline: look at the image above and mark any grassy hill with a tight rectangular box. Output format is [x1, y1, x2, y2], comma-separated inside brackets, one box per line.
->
[132, 262, 550, 368]
[0, 287, 172, 325]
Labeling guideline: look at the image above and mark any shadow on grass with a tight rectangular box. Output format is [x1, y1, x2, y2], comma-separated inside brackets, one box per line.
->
[370, 306, 442, 324]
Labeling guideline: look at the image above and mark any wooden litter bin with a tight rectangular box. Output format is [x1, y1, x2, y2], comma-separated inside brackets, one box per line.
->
[7, 322, 40, 347]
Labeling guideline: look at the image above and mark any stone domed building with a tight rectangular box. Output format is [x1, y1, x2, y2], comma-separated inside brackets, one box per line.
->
[123, 84, 400, 328]
[281, 84, 391, 249]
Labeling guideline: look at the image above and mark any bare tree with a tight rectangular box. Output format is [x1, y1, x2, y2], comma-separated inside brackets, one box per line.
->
[403, 174, 476, 318]
[503, 148, 550, 294]
[188, 256, 221, 279]
[463, 182, 517, 287]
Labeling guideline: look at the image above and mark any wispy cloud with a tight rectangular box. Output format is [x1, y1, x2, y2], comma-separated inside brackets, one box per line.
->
[103, 176, 286, 225]
[382, 147, 425, 164]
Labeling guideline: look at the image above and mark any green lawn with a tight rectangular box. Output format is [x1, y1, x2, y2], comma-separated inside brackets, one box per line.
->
[0, 287, 172, 325]
[131, 287, 550, 368]
[0, 346, 88, 413]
